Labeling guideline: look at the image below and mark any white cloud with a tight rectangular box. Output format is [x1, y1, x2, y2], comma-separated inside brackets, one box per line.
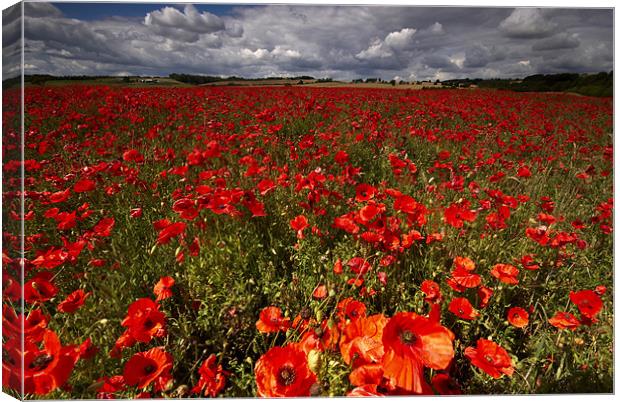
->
[145, 5, 225, 34]
[355, 27, 416, 61]
[355, 38, 392, 60]
[384, 28, 416, 49]
[143, 5, 227, 43]
[499, 8, 557, 39]
[429, 22, 444, 35]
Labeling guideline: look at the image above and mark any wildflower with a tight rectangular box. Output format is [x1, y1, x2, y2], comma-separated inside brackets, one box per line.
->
[123, 347, 173, 389]
[153, 276, 175, 302]
[381, 312, 454, 393]
[507, 307, 529, 328]
[464, 339, 514, 378]
[256, 306, 291, 333]
[254, 344, 317, 397]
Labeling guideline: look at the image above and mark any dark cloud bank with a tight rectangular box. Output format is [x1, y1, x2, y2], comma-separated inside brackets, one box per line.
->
[4, 3, 613, 81]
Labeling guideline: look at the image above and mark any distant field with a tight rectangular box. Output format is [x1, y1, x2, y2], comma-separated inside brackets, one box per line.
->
[24, 77, 192, 88]
[21, 77, 444, 90]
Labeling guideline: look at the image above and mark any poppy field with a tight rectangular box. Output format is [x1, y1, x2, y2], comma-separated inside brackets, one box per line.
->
[2, 85, 613, 398]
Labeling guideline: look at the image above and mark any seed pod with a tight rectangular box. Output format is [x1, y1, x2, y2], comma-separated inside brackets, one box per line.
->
[307, 350, 322, 374]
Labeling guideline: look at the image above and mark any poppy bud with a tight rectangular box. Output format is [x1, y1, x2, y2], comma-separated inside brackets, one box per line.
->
[309, 382, 323, 396]
[307, 350, 322, 374]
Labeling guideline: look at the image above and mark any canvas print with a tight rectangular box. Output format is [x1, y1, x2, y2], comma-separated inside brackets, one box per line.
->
[1, 1, 613, 399]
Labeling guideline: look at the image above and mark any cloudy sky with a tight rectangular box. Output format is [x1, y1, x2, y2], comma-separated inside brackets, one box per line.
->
[2, 2, 614, 81]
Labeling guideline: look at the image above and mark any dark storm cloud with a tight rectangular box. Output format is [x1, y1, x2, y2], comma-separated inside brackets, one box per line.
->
[532, 33, 580, 51]
[15, 3, 613, 81]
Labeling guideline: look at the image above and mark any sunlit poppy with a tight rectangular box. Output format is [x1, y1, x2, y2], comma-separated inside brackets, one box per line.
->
[256, 306, 291, 333]
[490, 264, 519, 285]
[464, 339, 514, 379]
[57, 289, 91, 313]
[569, 290, 603, 320]
[123, 347, 173, 389]
[548, 311, 581, 330]
[254, 344, 317, 397]
[192, 354, 228, 397]
[449, 297, 479, 320]
[153, 276, 175, 302]
[507, 307, 529, 328]
[381, 312, 454, 393]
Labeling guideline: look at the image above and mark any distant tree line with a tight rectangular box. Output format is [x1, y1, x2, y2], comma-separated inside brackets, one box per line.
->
[3, 74, 114, 88]
[442, 72, 612, 97]
[168, 73, 317, 85]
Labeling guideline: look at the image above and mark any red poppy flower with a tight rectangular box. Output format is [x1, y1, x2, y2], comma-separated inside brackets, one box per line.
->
[3, 273, 21, 301]
[449, 297, 479, 320]
[256, 306, 291, 333]
[339, 314, 387, 366]
[349, 363, 383, 387]
[420, 280, 441, 303]
[507, 307, 529, 328]
[111, 329, 137, 357]
[257, 178, 276, 195]
[123, 149, 144, 163]
[123, 347, 173, 389]
[57, 289, 91, 313]
[464, 339, 514, 379]
[520, 254, 540, 270]
[333, 258, 343, 274]
[381, 312, 454, 393]
[525, 226, 549, 246]
[3, 329, 80, 395]
[454, 256, 476, 271]
[290, 215, 309, 239]
[153, 276, 175, 302]
[2, 306, 49, 342]
[312, 284, 327, 299]
[48, 188, 71, 203]
[93, 217, 115, 237]
[569, 290, 603, 320]
[299, 319, 339, 354]
[156, 222, 186, 245]
[121, 298, 167, 343]
[31, 247, 68, 269]
[477, 286, 494, 308]
[96, 375, 126, 398]
[548, 311, 581, 330]
[254, 344, 317, 397]
[78, 338, 99, 359]
[55, 211, 77, 230]
[347, 384, 386, 396]
[444, 202, 477, 228]
[355, 183, 377, 202]
[358, 203, 382, 223]
[24, 272, 58, 303]
[192, 354, 228, 397]
[73, 178, 96, 193]
[394, 195, 419, 215]
[490, 264, 519, 285]
[517, 166, 531, 178]
[347, 257, 372, 275]
[450, 266, 481, 288]
[336, 298, 367, 322]
[333, 213, 360, 234]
